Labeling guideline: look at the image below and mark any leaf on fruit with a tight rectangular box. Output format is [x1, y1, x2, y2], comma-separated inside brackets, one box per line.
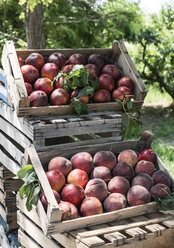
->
[77, 86, 94, 98]
[73, 98, 88, 115]
[89, 77, 99, 91]
[152, 194, 174, 211]
[54, 72, 63, 82]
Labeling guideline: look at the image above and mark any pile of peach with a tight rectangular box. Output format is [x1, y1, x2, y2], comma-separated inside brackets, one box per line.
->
[18, 52, 134, 107]
[40, 148, 172, 221]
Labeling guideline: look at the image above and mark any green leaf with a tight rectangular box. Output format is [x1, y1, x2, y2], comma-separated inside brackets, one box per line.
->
[19, 183, 32, 198]
[54, 72, 64, 82]
[30, 185, 41, 205]
[17, 164, 34, 179]
[73, 98, 88, 115]
[72, 64, 85, 72]
[89, 77, 99, 91]
[113, 98, 122, 103]
[22, 171, 38, 187]
[126, 101, 133, 111]
[77, 86, 94, 98]
[26, 185, 34, 211]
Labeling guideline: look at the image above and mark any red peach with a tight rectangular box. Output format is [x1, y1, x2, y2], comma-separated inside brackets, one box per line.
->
[41, 62, 59, 81]
[132, 173, 154, 191]
[67, 169, 88, 188]
[118, 149, 138, 167]
[46, 170, 65, 192]
[25, 52, 45, 71]
[80, 197, 103, 217]
[112, 161, 134, 182]
[61, 183, 85, 206]
[34, 77, 54, 95]
[58, 201, 78, 221]
[48, 157, 72, 176]
[50, 88, 70, 105]
[71, 89, 89, 104]
[101, 64, 121, 80]
[85, 178, 108, 202]
[40, 189, 60, 211]
[93, 89, 111, 103]
[21, 64, 39, 84]
[71, 152, 94, 174]
[85, 64, 100, 79]
[99, 74, 115, 92]
[62, 64, 74, 73]
[103, 193, 127, 212]
[29, 90, 48, 107]
[150, 183, 171, 198]
[25, 82, 33, 96]
[90, 166, 112, 183]
[54, 76, 64, 89]
[117, 77, 134, 90]
[112, 86, 132, 101]
[48, 52, 66, 70]
[87, 54, 105, 69]
[135, 160, 155, 176]
[138, 149, 156, 163]
[127, 185, 151, 206]
[152, 170, 171, 187]
[108, 176, 130, 195]
[68, 53, 86, 65]
[93, 151, 116, 171]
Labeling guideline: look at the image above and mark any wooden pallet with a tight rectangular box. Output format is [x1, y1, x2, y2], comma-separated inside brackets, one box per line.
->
[0, 165, 22, 231]
[17, 202, 174, 248]
[0, 100, 122, 152]
[1, 40, 147, 117]
[21, 131, 174, 235]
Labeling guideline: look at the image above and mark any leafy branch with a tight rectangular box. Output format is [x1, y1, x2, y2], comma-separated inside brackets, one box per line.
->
[54, 64, 99, 115]
[15, 164, 42, 211]
[152, 190, 174, 211]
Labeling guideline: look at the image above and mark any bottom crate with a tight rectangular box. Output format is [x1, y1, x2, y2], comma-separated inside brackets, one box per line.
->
[17, 207, 174, 248]
[0, 164, 22, 231]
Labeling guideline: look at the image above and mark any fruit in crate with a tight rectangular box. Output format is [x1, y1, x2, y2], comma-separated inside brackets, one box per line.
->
[85, 64, 100, 79]
[68, 53, 86, 65]
[41, 62, 59, 81]
[152, 170, 171, 187]
[58, 201, 78, 221]
[25, 52, 45, 71]
[34, 77, 54, 95]
[101, 64, 121, 80]
[118, 149, 138, 167]
[71, 89, 90, 104]
[135, 160, 155, 176]
[117, 77, 134, 90]
[80, 197, 103, 217]
[47, 52, 66, 70]
[67, 169, 89, 188]
[112, 161, 134, 182]
[138, 148, 156, 163]
[71, 152, 94, 174]
[150, 183, 171, 197]
[108, 176, 130, 194]
[18, 56, 23, 67]
[90, 166, 112, 183]
[127, 185, 151, 206]
[21, 64, 39, 84]
[62, 64, 74, 73]
[85, 178, 108, 202]
[92, 89, 111, 103]
[112, 86, 132, 101]
[61, 183, 85, 206]
[48, 156, 72, 176]
[131, 173, 154, 191]
[50, 88, 70, 105]
[29, 90, 48, 107]
[25, 83, 33, 96]
[46, 170, 65, 192]
[98, 73, 115, 91]
[40, 189, 60, 211]
[87, 54, 105, 69]
[104, 193, 127, 212]
[94, 151, 116, 171]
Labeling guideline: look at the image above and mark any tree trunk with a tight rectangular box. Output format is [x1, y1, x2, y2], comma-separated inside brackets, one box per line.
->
[25, 3, 45, 49]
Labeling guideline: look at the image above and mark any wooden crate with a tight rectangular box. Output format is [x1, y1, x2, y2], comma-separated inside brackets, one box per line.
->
[0, 100, 122, 153]
[0, 68, 12, 107]
[0, 164, 23, 231]
[1, 40, 147, 117]
[17, 202, 174, 248]
[20, 131, 174, 235]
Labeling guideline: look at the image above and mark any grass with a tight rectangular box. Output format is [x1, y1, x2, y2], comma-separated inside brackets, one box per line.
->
[140, 85, 174, 177]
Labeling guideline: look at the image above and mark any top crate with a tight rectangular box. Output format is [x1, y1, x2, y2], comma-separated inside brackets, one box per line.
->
[1, 40, 147, 117]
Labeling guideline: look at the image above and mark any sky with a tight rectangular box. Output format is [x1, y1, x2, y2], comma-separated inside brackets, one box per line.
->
[139, 0, 165, 13]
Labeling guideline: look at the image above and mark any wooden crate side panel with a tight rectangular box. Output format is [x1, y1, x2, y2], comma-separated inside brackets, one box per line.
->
[117, 41, 147, 101]
[0, 69, 13, 106]
[0, 149, 21, 175]
[0, 164, 15, 179]
[0, 178, 23, 192]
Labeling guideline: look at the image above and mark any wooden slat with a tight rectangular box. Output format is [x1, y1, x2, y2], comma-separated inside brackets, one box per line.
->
[0, 149, 21, 175]
[104, 231, 126, 246]
[145, 224, 166, 236]
[18, 229, 41, 248]
[125, 227, 147, 240]
[0, 178, 23, 192]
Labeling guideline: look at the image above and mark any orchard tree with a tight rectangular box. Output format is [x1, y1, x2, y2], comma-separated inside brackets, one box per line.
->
[133, 4, 174, 100]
